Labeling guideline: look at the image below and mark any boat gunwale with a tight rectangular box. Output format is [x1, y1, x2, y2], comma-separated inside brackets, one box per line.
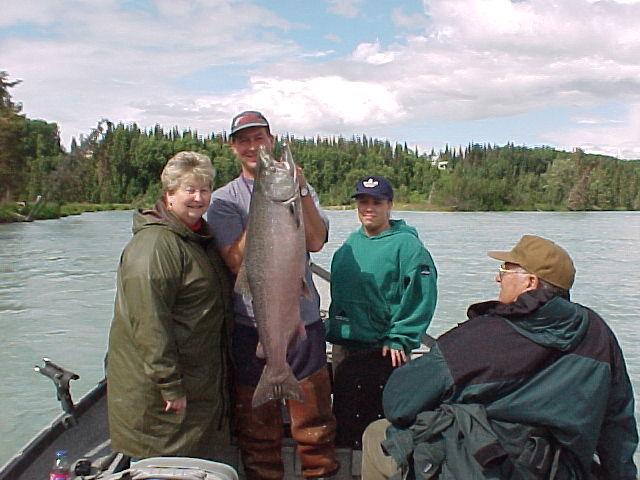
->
[0, 380, 107, 480]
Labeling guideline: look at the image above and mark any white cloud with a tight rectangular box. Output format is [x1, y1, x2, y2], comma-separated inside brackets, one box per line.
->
[1, 0, 299, 142]
[545, 104, 640, 159]
[352, 41, 395, 65]
[344, 0, 640, 131]
[301, 50, 336, 58]
[3, 0, 640, 158]
[176, 75, 405, 137]
[0, 0, 62, 26]
[398, 0, 640, 156]
[249, 76, 405, 131]
[392, 7, 430, 30]
[574, 116, 623, 125]
[586, 0, 640, 3]
[315, 0, 639, 157]
[326, 0, 363, 18]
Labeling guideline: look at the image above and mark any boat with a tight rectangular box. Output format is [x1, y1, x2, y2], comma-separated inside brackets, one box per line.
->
[0, 264, 375, 480]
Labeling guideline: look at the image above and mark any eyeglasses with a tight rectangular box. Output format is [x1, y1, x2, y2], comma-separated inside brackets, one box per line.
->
[498, 264, 529, 279]
[181, 186, 212, 196]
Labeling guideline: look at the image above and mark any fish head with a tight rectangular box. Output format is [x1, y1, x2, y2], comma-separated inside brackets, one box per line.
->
[256, 144, 298, 201]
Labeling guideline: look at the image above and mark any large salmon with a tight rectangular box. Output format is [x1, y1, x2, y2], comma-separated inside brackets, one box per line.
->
[235, 143, 308, 408]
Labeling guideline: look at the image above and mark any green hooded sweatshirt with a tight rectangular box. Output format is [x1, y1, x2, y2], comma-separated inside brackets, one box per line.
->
[107, 201, 233, 459]
[326, 219, 437, 353]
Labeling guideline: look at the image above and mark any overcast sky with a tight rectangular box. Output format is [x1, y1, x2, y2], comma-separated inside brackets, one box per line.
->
[2, 0, 640, 159]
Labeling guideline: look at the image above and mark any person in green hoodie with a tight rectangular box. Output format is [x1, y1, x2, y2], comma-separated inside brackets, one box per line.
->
[107, 151, 233, 462]
[326, 175, 438, 449]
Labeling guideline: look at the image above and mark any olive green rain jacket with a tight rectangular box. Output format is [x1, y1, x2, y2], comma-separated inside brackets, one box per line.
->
[107, 201, 233, 459]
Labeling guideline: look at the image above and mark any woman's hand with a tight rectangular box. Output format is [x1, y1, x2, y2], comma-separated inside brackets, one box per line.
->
[382, 346, 407, 367]
[164, 396, 187, 413]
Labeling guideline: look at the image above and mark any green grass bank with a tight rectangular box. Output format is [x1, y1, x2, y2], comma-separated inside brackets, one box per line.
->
[0, 202, 133, 224]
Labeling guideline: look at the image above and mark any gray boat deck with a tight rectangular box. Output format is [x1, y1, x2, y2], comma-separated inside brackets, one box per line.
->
[3, 386, 362, 480]
[221, 439, 361, 479]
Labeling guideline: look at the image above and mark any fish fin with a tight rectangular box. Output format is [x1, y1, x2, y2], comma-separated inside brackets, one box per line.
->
[256, 341, 265, 359]
[252, 365, 304, 408]
[234, 263, 252, 299]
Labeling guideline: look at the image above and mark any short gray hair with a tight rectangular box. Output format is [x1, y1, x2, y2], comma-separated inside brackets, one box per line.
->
[161, 151, 215, 193]
[538, 278, 570, 301]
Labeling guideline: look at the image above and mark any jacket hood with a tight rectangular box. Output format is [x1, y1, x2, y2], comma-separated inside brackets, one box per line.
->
[132, 199, 212, 244]
[358, 219, 419, 240]
[468, 289, 589, 352]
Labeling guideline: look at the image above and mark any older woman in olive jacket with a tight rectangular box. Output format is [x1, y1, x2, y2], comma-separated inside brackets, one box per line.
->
[107, 151, 233, 459]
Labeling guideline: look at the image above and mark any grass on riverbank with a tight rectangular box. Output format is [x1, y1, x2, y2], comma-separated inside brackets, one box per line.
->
[1, 200, 632, 224]
[0, 201, 132, 223]
[326, 202, 458, 212]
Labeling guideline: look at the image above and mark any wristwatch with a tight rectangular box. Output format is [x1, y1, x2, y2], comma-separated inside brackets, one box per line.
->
[300, 185, 310, 197]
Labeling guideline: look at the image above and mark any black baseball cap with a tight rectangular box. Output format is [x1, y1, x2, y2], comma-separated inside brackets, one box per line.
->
[351, 175, 394, 201]
[230, 110, 270, 137]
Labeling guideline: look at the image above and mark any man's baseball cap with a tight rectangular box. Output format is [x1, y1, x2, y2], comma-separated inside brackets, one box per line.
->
[488, 234, 576, 290]
[351, 175, 394, 201]
[230, 110, 270, 137]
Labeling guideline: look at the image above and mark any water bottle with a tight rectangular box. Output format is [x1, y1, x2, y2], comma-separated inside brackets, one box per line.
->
[49, 450, 71, 480]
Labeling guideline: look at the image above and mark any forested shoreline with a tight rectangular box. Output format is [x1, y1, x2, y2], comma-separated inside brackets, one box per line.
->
[2, 71, 639, 220]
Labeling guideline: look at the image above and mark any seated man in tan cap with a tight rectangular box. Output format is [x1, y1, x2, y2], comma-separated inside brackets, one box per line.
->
[362, 235, 638, 480]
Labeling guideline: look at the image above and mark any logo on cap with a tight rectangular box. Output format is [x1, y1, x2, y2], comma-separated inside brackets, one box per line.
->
[351, 175, 394, 201]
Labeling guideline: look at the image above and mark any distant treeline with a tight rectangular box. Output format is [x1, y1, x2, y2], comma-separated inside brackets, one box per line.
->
[2, 71, 639, 211]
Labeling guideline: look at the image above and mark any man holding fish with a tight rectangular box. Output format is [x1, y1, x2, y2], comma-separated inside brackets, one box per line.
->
[207, 111, 338, 479]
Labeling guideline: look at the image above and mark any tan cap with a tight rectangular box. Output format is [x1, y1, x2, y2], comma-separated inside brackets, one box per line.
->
[488, 235, 575, 290]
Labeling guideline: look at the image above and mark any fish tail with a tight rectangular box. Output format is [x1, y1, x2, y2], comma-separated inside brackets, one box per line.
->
[252, 365, 304, 408]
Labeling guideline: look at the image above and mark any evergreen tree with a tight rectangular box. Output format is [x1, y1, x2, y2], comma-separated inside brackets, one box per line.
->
[0, 72, 27, 200]
[2, 71, 639, 212]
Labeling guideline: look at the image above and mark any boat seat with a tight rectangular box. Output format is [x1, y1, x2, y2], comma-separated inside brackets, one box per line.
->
[127, 456, 239, 480]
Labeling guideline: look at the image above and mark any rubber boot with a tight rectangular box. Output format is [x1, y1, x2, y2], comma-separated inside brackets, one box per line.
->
[288, 367, 340, 478]
[234, 385, 284, 480]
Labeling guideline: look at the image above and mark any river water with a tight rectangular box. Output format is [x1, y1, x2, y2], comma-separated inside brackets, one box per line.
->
[1, 210, 639, 467]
